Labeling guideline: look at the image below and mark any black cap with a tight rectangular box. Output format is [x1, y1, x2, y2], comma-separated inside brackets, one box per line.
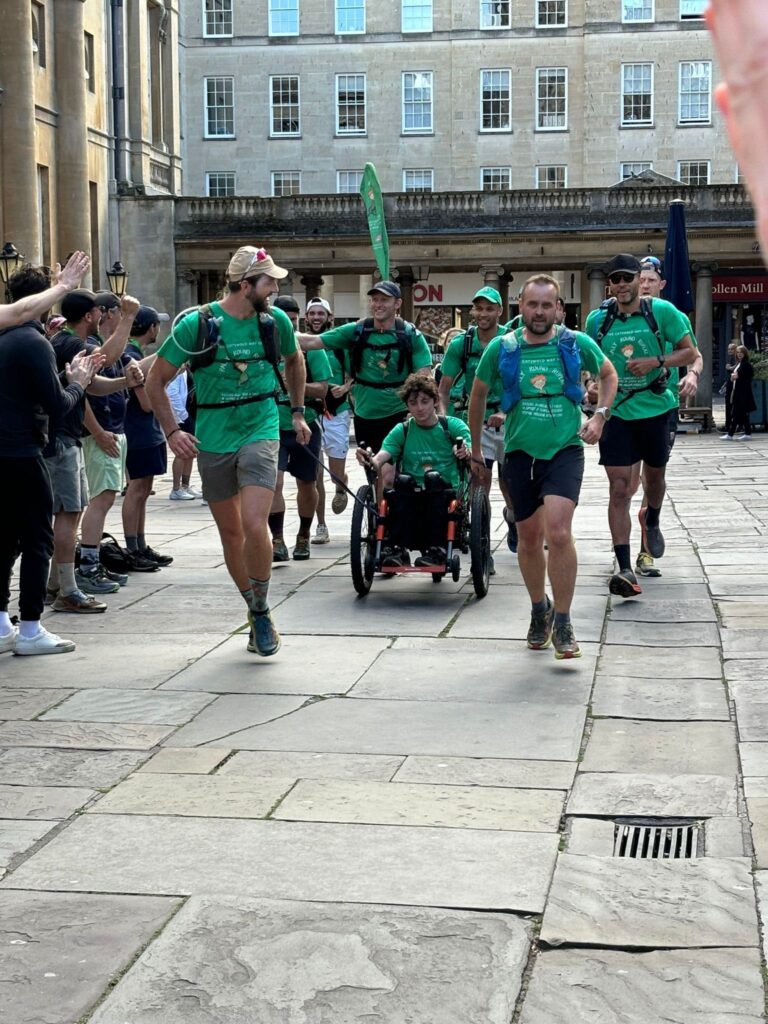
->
[367, 280, 402, 299]
[605, 254, 642, 277]
[93, 290, 121, 311]
[272, 295, 300, 314]
[132, 305, 170, 335]
[61, 289, 98, 323]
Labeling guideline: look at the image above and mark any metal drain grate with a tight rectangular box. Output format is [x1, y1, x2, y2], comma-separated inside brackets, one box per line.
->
[613, 818, 701, 859]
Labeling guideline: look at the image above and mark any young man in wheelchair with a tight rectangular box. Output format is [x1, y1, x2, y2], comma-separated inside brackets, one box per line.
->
[357, 374, 471, 568]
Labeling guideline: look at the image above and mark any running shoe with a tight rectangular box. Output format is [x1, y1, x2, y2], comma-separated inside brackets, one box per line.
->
[414, 547, 446, 567]
[635, 551, 662, 578]
[736, 434, 751, 441]
[608, 568, 643, 598]
[102, 566, 129, 587]
[124, 551, 160, 573]
[332, 489, 349, 514]
[0, 626, 18, 654]
[76, 563, 120, 595]
[169, 488, 195, 501]
[272, 540, 290, 562]
[381, 547, 410, 569]
[527, 597, 554, 650]
[312, 524, 330, 544]
[293, 535, 311, 560]
[44, 585, 59, 606]
[552, 622, 582, 660]
[51, 589, 108, 614]
[14, 625, 76, 656]
[721, 434, 734, 440]
[140, 546, 173, 566]
[247, 608, 281, 657]
[183, 486, 203, 498]
[638, 506, 665, 559]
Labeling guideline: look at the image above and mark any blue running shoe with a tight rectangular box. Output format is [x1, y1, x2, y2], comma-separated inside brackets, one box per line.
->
[247, 608, 281, 657]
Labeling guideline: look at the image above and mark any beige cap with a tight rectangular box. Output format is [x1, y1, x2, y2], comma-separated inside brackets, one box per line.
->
[226, 245, 289, 282]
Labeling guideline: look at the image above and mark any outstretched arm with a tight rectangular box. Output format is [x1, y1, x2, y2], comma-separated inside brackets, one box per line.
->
[0, 251, 90, 330]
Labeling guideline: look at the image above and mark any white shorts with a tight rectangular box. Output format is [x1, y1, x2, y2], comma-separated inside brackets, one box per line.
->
[321, 410, 351, 460]
[481, 423, 505, 465]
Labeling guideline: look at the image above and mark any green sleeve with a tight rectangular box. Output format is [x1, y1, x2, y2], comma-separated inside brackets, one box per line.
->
[446, 415, 471, 446]
[655, 300, 691, 348]
[584, 309, 601, 342]
[440, 335, 466, 380]
[412, 331, 433, 370]
[319, 322, 358, 351]
[474, 337, 501, 388]
[381, 422, 405, 460]
[272, 306, 297, 356]
[574, 333, 606, 376]
[682, 313, 698, 348]
[307, 348, 333, 382]
[157, 311, 199, 369]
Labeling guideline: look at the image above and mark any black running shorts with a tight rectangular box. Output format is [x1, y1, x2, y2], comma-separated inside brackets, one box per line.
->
[278, 421, 322, 482]
[598, 411, 671, 469]
[502, 444, 585, 523]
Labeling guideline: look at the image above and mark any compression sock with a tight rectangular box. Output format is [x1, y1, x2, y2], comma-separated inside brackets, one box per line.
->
[268, 512, 284, 540]
[554, 611, 571, 626]
[125, 535, 139, 552]
[298, 515, 313, 537]
[249, 577, 270, 614]
[59, 563, 77, 596]
[645, 505, 661, 528]
[614, 544, 632, 572]
[240, 588, 253, 607]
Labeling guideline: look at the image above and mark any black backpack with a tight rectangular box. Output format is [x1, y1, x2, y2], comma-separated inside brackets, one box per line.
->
[351, 317, 416, 386]
[593, 296, 669, 407]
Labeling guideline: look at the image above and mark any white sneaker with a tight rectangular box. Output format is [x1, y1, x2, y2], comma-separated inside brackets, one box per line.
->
[721, 434, 734, 440]
[0, 626, 18, 654]
[15, 625, 76, 656]
[169, 488, 195, 501]
[735, 434, 751, 441]
[312, 524, 331, 544]
[183, 486, 203, 499]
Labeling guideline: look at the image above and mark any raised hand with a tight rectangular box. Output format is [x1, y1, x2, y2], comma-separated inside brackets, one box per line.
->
[54, 251, 90, 291]
[120, 294, 141, 319]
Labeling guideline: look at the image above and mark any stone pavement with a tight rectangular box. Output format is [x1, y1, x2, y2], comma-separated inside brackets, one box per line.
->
[1, 433, 768, 1023]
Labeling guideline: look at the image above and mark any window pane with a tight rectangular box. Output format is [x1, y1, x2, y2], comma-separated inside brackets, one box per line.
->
[206, 172, 236, 197]
[270, 76, 300, 135]
[622, 0, 653, 20]
[336, 0, 365, 33]
[403, 71, 433, 132]
[403, 169, 434, 192]
[337, 170, 364, 193]
[536, 165, 567, 188]
[680, 0, 706, 18]
[480, 0, 510, 28]
[336, 74, 366, 134]
[679, 61, 711, 123]
[537, 0, 566, 26]
[678, 161, 710, 185]
[204, 0, 233, 36]
[272, 171, 301, 196]
[536, 67, 567, 129]
[481, 167, 511, 191]
[205, 77, 234, 136]
[269, 0, 299, 35]
[621, 162, 652, 179]
[402, 0, 432, 31]
[621, 63, 653, 124]
[481, 69, 511, 131]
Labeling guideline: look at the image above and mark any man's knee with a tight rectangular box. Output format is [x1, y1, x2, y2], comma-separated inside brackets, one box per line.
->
[546, 522, 573, 549]
[608, 474, 632, 502]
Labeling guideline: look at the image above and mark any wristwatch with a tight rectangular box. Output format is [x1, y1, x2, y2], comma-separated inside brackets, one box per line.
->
[291, 405, 306, 415]
[657, 355, 666, 366]
[595, 406, 612, 420]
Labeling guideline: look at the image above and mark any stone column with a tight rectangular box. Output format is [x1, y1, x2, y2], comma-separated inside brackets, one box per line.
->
[0, 2, 39, 267]
[319, 275, 334, 308]
[175, 268, 200, 313]
[692, 263, 715, 408]
[499, 271, 513, 322]
[55, 0, 91, 260]
[396, 269, 415, 322]
[359, 274, 373, 315]
[481, 265, 505, 292]
[301, 274, 323, 301]
[278, 271, 296, 297]
[587, 268, 607, 313]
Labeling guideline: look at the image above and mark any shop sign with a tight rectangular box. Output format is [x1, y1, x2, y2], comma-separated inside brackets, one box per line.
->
[713, 276, 768, 301]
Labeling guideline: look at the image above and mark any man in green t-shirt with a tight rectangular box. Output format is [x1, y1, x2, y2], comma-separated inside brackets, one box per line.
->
[358, 374, 471, 567]
[296, 280, 432, 491]
[145, 246, 310, 658]
[469, 274, 618, 660]
[438, 286, 517, 557]
[584, 253, 697, 599]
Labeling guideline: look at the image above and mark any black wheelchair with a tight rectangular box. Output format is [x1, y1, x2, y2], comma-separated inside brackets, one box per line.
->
[349, 459, 491, 599]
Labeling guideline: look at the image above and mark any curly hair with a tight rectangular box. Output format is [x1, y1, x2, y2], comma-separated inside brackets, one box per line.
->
[398, 372, 439, 403]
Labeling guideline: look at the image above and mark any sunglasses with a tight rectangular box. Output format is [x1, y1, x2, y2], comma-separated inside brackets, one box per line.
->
[641, 255, 662, 269]
[608, 272, 638, 284]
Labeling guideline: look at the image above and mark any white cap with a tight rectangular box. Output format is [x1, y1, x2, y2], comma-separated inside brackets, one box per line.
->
[305, 297, 332, 314]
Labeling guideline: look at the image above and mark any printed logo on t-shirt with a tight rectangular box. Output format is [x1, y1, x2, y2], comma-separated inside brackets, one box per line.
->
[531, 374, 547, 391]
[621, 345, 634, 359]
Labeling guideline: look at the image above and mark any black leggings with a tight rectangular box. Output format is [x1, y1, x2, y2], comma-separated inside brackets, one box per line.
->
[0, 455, 54, 620]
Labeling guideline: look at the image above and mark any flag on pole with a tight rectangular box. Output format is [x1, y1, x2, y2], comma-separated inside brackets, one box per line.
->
[663, 199, 694, 313]
[360, 163, 390, 282]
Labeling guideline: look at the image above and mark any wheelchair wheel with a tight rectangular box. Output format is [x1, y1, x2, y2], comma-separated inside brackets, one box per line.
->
[469, 487, 491, 599]
[431, 572, 444, 583]
[450, 553, 461, 583]
[350, 484, 376, 597]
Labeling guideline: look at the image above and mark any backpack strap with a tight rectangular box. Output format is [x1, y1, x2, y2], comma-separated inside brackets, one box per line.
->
[351, 316, 416, 379]
[258, 314, 288, 396]
[639, 297, 664, 356]
[187, 304, 219, 371]
[594, 298, 619, 347]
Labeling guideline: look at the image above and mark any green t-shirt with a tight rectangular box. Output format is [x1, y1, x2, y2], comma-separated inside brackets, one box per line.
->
[319, 320, 432, 418]
[475, 328, 605, 461]
[381, 415, 471, 488]
[158, 302, 297, 453]
[665, 313, 698, 405]
[440, 326, 506, 420]
[584, 298, 691, 421]
[277, 348, 332, 431]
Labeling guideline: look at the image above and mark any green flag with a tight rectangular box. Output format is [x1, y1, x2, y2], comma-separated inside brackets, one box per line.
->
[360, 163, 390, 281]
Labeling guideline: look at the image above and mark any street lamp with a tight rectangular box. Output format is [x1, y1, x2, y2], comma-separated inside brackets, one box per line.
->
[106, 260, 127, 297]
[0, 242, 25, 302]
[413, 264, 430, 282]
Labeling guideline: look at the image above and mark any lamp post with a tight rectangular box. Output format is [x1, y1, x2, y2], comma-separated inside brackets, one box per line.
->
[0, 242, 25, 302]
[106, 260, 127, 297]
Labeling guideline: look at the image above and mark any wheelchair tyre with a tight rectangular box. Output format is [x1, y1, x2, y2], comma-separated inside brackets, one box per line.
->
[350, 484, 376, 597]
[431, 572, 444, 583]
[450, 553, 461, 583]
[469, 487, 491, 599]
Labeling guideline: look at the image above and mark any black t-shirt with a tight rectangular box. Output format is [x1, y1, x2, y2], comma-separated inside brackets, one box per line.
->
[86, 349, 130, 435]
[123, 342, 164, 449]
[49, 329, 90, 445]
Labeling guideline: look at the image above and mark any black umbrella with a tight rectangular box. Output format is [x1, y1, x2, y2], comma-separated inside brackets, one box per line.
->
[662, 199, 694, 313]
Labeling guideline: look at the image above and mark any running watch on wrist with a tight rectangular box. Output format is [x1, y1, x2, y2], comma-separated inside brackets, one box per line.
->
[291, 405, 306, 415]
[595, 406, 612, 420]
[657, 355, 666, 366]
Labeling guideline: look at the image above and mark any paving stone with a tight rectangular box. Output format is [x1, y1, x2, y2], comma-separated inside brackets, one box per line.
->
[161, 634, 389, 695]
[394, 755, 576, 790]
[448, 594, 606, 642]
[746, 797, 768, 868]
[217, 751, 404, 782]
[520, 947, 765, 1024]
[0, 633, 223, 688]
[0, 784, 95, 820]
[705, 817, 747, 858]
[604, 620, 720, 647]
[581, 721, 738, 776]
[4, 813, 559, 913]
[137, 747, 231, 774]
[166, 695, 308, 747]
[0, 688, 73, 720]
[591, 675, 729, 720]
[0, 820, 57, 868]
[90, 773, 295, 818]
[721, 629, 768, 659]
[731, 701, 768, 742]
[0, 747, 150, 787]
[210, 696, 586, 760]
[540, 854, 758, 949]
[0, 891, 180, 1024]
[41, 688, 215, 725]
[607, 599, 717, 623]
[739, 742, 768, 777]
[567, 773, 737, 817]
[0, 721, 174, 750]
[725, 659, 768, 682]
[350, 647, 593, 704]
[566, 818, 616, 856]
[274, 778, 564, 832]
[89, 896, 531, 1024]
[597, 646, 721, 679]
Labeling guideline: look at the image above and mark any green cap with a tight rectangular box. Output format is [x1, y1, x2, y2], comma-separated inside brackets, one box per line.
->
[472, 286, 502, 306]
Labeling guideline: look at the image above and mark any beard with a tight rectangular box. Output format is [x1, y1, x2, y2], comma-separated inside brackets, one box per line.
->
[249, 295, 269, 314]
[525, 319, 554, 335]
